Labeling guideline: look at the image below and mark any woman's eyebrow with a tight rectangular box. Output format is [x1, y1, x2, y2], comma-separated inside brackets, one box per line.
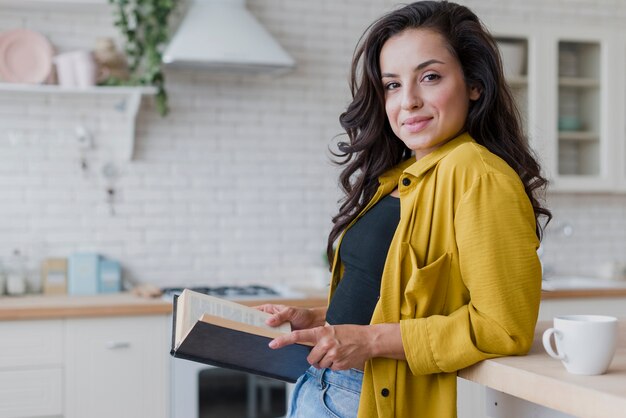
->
[381, 59, 445, 78]
[416, 58, 444, 70]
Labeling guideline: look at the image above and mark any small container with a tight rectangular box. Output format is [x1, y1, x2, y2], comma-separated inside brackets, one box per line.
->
[42, 258, 68, 295]
[598, 262, 626, 281]
[53, 50, 97, 88]
[7, 272, 26, 295]
[0, 264, 6, 296]
[558, 115, 582, 131]
[68, 253, 100, 295]
[6, 249, 27, 296]
[99, 258, 121, 293]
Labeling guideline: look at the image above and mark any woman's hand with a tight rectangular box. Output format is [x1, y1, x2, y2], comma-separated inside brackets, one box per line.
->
[269, 324, 374, 371]
[255, 304, 326, 330]
[269, 323, 406, 371]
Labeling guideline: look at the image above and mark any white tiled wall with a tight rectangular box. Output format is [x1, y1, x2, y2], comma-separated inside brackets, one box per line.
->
[1, 0, 625, 290]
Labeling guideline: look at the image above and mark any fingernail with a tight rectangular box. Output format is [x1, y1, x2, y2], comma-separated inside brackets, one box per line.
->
[269, 340, 277, 348]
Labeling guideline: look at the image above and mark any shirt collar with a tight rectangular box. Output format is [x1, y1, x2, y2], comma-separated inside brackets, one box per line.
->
[403, 132, 474, 179]
[377, 132, 475, 190]
[378, 157, 415, 193]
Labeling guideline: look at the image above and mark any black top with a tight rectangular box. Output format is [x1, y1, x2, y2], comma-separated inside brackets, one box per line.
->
[326, 194, 401, 325]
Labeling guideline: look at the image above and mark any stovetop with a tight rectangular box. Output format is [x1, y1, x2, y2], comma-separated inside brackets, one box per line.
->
[160, 284, 303, 300]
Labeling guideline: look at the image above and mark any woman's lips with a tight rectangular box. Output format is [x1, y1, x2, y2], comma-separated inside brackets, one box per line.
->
[402, 116, 431, 133]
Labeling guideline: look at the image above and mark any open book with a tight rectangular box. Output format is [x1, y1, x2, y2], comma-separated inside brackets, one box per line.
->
[170, 289, 312, 382]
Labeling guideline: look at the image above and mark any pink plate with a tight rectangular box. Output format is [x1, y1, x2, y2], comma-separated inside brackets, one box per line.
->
[0, 29, 54, 84]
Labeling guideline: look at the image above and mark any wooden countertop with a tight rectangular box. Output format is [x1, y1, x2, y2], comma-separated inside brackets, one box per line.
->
[0, 293, 172, 320]
[1, 287, 623, 321]
[458, 320, 626, 418]
[0, 290, 329, 321]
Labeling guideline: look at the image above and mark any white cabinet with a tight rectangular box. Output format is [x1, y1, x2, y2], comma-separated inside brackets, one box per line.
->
[488, 21, 625, 192]
[65, 315, 169, 418]
[0, 314, 169, 418]
[0, 320, 64, 418]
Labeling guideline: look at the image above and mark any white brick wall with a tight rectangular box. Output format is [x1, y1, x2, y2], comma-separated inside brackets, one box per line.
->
[1, 0, 625, 291]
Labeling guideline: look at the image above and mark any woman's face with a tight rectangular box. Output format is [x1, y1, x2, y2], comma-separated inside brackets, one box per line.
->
[380, 28, 480, 160]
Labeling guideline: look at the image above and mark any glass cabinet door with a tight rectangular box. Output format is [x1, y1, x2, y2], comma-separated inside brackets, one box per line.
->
[496, 37, 529, 132]
[556, 41, 602, 177]
[487, 22, 622, 193]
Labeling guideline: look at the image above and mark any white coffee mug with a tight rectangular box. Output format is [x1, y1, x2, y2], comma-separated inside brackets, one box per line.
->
[542, 315, 618, 375]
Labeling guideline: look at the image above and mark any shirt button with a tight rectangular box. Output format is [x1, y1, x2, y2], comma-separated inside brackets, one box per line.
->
[381, 388, 390, 397]
[402, 178, 411, 187]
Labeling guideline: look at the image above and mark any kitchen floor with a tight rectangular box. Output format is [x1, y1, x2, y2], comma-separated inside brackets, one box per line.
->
[199, 369, 287, 418]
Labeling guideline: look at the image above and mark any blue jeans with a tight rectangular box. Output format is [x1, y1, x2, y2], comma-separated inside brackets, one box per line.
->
[287, 366, 363, 418]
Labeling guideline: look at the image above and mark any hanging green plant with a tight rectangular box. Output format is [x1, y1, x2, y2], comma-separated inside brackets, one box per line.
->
[107, 0, 176, 116]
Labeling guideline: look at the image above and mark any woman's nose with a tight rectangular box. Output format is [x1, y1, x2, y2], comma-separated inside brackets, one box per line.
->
[401, 86, 422, 110]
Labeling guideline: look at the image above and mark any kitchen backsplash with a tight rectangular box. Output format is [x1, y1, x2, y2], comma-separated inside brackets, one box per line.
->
[1, 0, 625, 290]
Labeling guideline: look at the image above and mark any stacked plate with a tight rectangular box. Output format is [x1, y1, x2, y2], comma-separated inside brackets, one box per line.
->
[0, 28, 54, 84]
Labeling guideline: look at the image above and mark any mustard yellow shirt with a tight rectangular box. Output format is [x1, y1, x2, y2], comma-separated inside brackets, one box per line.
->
[329, 133, 542, 418]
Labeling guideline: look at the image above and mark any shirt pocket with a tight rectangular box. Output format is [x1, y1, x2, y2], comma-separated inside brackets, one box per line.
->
[400, 243, 451, 318]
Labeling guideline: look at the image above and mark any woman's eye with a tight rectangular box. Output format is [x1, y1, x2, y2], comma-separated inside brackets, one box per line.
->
[422, 73, 441, 82]
[384, 82, 400, 90]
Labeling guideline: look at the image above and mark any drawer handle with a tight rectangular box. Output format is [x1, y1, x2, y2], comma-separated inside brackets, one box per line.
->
[106, 341, 131, 350]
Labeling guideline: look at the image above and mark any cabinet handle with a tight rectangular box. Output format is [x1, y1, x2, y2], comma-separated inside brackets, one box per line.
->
[106, 341, 131, 349]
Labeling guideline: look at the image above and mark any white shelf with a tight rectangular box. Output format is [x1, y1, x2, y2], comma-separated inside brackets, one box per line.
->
[0, 83, 156, 95]
[558, 77, 600, 88]
[0, 83, 156, 160]
[507, 76, 528, 87]
[558, 131, 600, 141]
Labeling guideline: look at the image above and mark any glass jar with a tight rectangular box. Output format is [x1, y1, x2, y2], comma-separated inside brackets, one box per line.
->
[6, 249, 27, 296]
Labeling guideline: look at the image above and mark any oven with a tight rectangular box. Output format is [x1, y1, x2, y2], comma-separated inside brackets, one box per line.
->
[163, 285, 300, 418]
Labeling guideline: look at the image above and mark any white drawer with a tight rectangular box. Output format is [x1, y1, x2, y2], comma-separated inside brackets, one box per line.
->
[0, 320, 63, 368]
[0, 367, 63, 418]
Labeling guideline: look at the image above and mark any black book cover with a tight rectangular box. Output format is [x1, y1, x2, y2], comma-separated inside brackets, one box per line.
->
[170, 294, 312, 383]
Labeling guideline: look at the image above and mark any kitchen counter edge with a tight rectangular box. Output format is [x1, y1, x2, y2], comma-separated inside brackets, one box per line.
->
[0, 291, 328, 321]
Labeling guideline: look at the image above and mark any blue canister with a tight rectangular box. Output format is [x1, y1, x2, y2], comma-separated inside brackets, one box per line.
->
[99, 258, 122, 293]
[68, 253, 100, 295]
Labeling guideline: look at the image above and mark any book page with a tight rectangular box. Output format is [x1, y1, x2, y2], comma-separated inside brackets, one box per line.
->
[176, 289, 291, 346]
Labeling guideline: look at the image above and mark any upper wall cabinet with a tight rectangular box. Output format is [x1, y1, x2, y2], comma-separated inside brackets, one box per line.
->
[488, 20, 624, 193]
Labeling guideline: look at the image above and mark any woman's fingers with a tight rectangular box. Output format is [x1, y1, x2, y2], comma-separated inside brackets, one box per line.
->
[269, 328, 318, 349]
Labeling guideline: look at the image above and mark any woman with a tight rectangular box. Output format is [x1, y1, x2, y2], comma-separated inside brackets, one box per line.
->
[258, 1, 551, 417]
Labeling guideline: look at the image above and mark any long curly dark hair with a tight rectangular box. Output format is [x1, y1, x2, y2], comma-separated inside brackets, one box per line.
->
[326, 0, 551, 264]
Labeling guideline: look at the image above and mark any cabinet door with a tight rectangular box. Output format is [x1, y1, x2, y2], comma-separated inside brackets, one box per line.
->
[65, 315, 170, 418]
[485, 21, 532, 123]
[617, 36, 626, 191]
[0, 320, 64, 418]
[487, 20, 622, 193]
[0, 320, 63, 368]
[482, 20, 547, 180]
[544, 27, 617, 191]
[0, 368, 63, 418]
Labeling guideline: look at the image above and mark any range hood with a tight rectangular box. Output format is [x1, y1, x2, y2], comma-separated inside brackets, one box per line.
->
[162, 0, 295, 73]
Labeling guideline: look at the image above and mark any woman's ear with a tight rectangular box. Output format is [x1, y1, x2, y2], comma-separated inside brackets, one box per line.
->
[469, 84, 482, 101]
